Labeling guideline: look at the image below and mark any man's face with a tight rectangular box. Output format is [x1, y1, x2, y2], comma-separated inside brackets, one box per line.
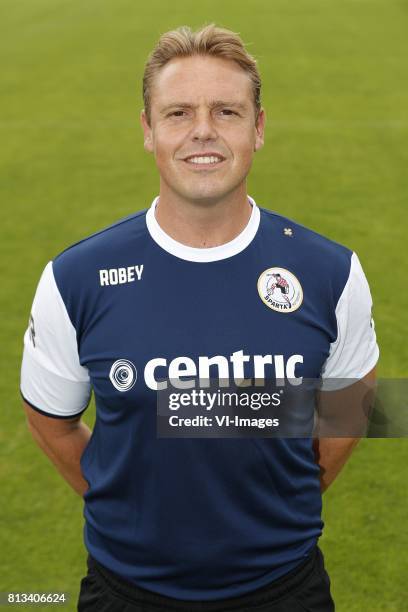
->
[141, 55, 265, 204]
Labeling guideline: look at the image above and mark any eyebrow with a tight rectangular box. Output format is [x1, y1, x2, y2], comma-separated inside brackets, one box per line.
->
[159, 100, 248, 115]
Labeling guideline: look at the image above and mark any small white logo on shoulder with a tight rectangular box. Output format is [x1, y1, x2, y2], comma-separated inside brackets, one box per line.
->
[99, 265, 144, 286]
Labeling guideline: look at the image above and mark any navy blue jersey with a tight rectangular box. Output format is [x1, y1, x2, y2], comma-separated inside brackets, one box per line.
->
[21, 196, 379, 600]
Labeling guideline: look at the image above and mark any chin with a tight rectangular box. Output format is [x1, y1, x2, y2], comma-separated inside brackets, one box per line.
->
[180, 182, 238, 204]
[183, 191, 229, 205]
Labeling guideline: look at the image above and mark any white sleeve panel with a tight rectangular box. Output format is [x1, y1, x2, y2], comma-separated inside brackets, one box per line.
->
[321, 252, 379, 390]
[20, 261, 92, 417]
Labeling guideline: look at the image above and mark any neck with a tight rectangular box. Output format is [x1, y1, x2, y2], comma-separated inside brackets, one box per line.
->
[154, 184, 253, 248]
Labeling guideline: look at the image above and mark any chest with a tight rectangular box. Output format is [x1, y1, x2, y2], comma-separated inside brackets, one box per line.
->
[78, 256, 336, 413]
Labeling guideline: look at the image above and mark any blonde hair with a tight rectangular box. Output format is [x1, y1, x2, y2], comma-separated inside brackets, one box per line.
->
[142, 24, 261, 126]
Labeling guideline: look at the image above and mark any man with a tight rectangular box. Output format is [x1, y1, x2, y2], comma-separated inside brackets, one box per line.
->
[20, 24, 379, 611]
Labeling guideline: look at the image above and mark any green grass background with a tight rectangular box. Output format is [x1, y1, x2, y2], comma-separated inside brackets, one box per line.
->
[1, 0, 407, 609]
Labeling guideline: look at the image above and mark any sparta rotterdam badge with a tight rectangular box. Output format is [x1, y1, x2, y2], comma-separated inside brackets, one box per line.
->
[257, 267, 303, 313]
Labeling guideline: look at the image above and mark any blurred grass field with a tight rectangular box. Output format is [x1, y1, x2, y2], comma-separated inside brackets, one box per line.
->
[1, 0, 407, 610]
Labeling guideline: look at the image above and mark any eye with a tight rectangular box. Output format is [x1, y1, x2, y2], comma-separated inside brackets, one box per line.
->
[220, 109, 237, 116]
[169, 110, 186, 117]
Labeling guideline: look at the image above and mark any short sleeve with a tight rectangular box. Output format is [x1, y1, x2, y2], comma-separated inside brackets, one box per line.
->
[321, 252, 379, 390]
[20, 261, 92, 418]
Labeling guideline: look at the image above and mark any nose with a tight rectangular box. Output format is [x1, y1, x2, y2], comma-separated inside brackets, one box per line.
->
[191, 109, 218, 142]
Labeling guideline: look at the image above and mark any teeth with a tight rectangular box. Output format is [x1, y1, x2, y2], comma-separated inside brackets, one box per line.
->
[186, 156, 222, 164]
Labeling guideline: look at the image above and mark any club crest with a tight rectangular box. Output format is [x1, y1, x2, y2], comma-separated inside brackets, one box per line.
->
[257, 267, 303, 313]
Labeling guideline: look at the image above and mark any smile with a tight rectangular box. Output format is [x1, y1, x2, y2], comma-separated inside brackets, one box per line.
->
[183, 154, 226, 169]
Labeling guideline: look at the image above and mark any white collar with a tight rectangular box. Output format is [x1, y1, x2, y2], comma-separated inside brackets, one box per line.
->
[145, 195, 260, 263]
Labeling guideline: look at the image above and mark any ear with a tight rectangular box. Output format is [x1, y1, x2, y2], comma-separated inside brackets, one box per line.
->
[140, 109, 153, 153]
[254, 108, 266, 152]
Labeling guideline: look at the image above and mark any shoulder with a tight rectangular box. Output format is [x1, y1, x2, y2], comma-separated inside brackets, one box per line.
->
[51, 208, 148, 288]
[258, 206, 353, 295]
[259, 206, 352, 260]
[54, 209, 147, 265]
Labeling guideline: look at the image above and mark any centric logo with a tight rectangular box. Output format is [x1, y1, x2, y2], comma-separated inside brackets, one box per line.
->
[109, 359, 137, 392]
[257, 267, 303, 313]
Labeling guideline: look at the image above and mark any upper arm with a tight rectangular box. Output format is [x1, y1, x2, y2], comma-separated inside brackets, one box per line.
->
[316, 366, 377, 437]
[321, 252, 379, 389]
[316, 253, 379, 436]
[23, 400, 82, 438]
[20, 261, 92, 420]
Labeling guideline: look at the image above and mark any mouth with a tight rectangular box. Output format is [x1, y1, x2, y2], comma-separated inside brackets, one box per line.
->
[182, 153, 226, 170]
